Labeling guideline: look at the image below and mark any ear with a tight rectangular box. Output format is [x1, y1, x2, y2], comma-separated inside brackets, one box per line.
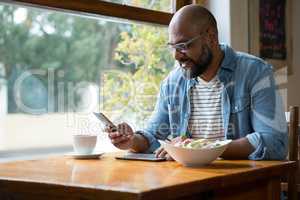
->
[206, 27, 218, 47]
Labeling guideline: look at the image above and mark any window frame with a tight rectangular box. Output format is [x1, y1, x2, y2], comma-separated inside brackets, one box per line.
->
[0, 0, 194, 26]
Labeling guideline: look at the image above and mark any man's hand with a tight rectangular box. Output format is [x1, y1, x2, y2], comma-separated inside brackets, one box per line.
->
[155, 136, 188, 160]
[105, 122, 134, 150]
[155, 146, 174, 160]
[221, 137, 255, 159]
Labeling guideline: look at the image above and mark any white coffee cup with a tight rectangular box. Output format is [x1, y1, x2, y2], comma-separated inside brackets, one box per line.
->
[73, 135, 97, 154]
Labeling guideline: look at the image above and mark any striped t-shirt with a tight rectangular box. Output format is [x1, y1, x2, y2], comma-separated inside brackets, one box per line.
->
[188, 76, 225, 141]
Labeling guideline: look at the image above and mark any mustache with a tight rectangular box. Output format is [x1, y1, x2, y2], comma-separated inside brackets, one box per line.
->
[179, 59, 196, 67]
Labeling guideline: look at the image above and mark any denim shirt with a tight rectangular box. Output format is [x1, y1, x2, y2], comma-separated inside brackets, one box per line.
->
[139, 44, 288, 160]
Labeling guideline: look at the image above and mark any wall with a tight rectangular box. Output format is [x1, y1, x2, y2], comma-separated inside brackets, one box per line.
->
[206, 0, 248, 52]
[205, 0, 231, 45]
[287, 0, 300, 107]
[229, 0, 249, 52]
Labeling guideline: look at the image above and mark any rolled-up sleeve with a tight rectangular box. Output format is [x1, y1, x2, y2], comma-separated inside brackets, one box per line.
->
[247, 65, 288, 160]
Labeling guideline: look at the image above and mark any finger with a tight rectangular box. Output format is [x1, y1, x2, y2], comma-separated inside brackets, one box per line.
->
[171, 136, 182, 144]
[108, 131, 121, 139]
[104, 125, 117, 133]
[117, 122, 127, 128]
[111, 135, 130, 144]
[116, 137, 131, 146]
[183, 138, 193, 145]
[109, 124, 117, 132]
[157, 149, 168, 158]
[155, 147, 164, 157]
[125, 133, 133, 139]
[117, 123, 126, 135]
[117, 123, 132, 137]
[171, 139, 178, 145]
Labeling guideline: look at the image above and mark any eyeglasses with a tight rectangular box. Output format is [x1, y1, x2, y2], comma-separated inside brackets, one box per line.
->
[167, 34, 203, 53]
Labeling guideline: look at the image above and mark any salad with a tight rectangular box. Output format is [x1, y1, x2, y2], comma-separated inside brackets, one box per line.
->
[174, 138, 223, 149]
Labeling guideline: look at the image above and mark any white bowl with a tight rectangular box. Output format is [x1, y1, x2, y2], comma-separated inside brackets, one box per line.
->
[160, 140, 232, 167]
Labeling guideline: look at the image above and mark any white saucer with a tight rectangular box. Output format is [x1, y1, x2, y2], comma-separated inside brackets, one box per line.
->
[64, 151, 104, 159]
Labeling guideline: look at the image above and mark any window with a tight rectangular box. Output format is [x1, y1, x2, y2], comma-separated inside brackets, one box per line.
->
[0, 2, 174, 156]
[103, 0, 173, 12]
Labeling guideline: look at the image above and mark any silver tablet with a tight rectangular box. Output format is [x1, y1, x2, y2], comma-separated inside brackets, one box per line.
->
[115, 153, 166, 161]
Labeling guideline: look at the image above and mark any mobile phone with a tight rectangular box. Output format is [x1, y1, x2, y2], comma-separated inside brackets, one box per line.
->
[115, 153, 166, 162]
[93, 112, 117, 131]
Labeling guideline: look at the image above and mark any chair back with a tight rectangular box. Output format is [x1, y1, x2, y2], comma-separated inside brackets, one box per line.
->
[288, 106, 299, 162]
[286, 106, 299, 200]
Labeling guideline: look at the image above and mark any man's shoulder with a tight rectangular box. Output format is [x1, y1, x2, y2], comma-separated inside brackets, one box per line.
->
[235, 51, 272, 72]
[232, 51, 274, 86]
[220, 44, 272, 74]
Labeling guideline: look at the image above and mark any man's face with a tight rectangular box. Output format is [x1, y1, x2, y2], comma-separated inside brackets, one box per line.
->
[168, 26, 213, 79]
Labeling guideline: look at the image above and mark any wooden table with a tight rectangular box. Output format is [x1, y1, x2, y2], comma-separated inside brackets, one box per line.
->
[0, 153, 296, 200]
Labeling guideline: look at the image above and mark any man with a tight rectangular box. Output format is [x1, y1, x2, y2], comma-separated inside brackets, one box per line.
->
[106, 5, 287, 160]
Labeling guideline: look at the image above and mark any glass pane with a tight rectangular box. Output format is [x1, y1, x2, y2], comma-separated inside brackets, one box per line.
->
[102, 0, 172, 13]
[0, 3, 174, 156]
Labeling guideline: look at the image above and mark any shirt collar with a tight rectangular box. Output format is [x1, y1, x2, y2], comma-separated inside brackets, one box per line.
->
[187, 44, 236, 88]
[219, 43, 237, 71]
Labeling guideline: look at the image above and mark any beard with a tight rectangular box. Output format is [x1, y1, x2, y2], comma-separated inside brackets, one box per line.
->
[180, 44, 213, 79]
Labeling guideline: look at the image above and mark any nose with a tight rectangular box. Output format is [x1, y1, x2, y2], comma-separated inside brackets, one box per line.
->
[173, 49, 187, 61]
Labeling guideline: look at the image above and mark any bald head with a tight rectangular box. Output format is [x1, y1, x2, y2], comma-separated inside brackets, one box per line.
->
[168, 5, 222, 80]
[169, 5, 218, 36]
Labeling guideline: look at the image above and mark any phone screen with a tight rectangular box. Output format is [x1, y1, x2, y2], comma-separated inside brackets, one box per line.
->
[93, 112, 117, 131]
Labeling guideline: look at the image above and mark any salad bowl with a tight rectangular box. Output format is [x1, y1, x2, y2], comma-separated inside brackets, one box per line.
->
[159, 139, 232, 167]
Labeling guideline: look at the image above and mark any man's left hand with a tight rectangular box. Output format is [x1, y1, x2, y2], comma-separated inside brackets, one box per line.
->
[154, 136, 187, 160]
